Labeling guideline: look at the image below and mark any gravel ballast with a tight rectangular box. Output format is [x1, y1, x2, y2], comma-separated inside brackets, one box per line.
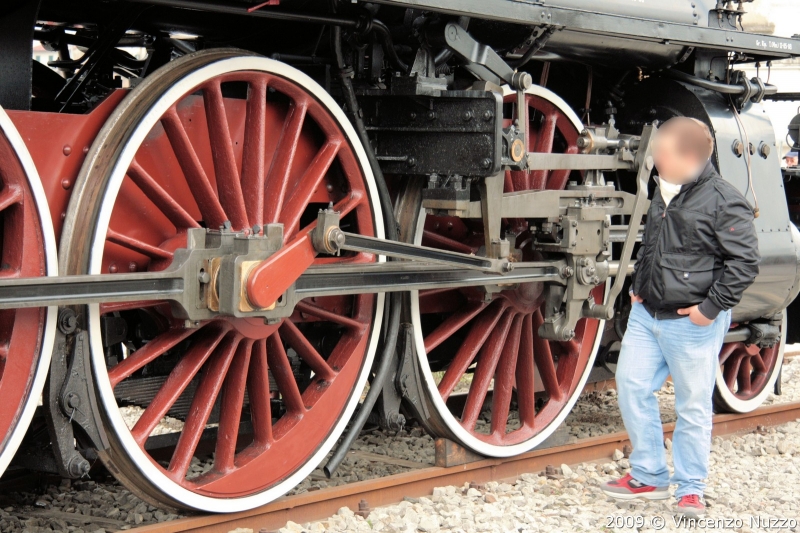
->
[0, 357, 798, 532]
[277, 420, 800, 533]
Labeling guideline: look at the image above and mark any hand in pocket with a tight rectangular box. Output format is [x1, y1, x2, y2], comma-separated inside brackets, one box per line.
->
[677, 304, 713, 326]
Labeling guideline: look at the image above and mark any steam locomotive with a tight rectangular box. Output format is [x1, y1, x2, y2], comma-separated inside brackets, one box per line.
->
[0, 0, 798, 513]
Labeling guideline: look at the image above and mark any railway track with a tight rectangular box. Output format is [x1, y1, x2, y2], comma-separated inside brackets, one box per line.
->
[122, 400, 800, 533]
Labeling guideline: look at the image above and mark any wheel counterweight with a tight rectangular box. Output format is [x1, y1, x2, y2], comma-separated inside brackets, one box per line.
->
[60, 50, 384, 512]
[401, 87, 606, 457]
[0, 107, 58, 476]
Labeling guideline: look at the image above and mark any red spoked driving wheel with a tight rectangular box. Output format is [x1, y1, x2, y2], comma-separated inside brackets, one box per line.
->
[0, 108, 57, 476]
[713, 316, 785, 413]
[401, 86, 605, 457]
[59, 50, 384, 512]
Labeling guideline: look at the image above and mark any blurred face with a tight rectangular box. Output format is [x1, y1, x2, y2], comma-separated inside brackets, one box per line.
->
[787, 156, 799, 167]
[652, 129, 705, 184]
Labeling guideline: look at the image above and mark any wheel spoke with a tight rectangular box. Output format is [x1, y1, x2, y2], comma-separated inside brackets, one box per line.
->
[296, 301, 366, 331]
[490, 313, 523, 435]
[718, 343, 737, 366]
[461, 309, 515, 430]
[203, 82, 248, 230]
[737, 356, 753, 395]
[106, 228, 173, 261]
[168, 334, 241, 480]
[724, 352, 744, 390]
[215, 339, 254, 473]
[438, 301, 506, 400]
[240, 78, 269, 228]
[128, 161, 200, 229]
[750, 351, 767, 373]
[246, 339, 274, 447]
[546, 145, 578, 191]
[161, 107, 228, 228]
[422, 230, 475, 254]
[108, 327, 196, 388]
[0, 185, 22, 212]
[263, 97, 308, 223]
[130, 326, 228, 445]
[282, 140, 342, 237]
[279, 320, 336, 382]
[530, 113, 558, 189]
[424, 300, 487, 353]
[515, 313, 536, 428]
[266, 332, 305, 416]
[532, 309, 563, 402]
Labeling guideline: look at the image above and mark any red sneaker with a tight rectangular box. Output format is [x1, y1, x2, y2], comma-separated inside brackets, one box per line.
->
[601, 473, 669, 500]
[676, 494, 705, 517]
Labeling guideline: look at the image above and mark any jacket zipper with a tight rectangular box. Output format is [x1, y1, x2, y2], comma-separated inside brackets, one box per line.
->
[643, 198, 670, 304]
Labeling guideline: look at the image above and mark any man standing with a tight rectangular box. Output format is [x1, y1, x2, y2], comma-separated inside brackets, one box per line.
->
[601, 117, 760, 517]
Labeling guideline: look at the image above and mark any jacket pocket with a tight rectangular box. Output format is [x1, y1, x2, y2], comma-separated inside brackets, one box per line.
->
[658, 252, 715, 306]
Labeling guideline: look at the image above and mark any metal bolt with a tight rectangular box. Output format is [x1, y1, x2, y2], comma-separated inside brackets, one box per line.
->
[108, 263, 118, 273]
[562, 329, 576, 341]
[128, 262, 137, 272]
[463, 110, 474, 122]
[483, 110, 494, 121]
[623, 444, 633, 458]
[427, 111, 436, 120]
[759, 143, 770, 158]
[67, 455, 91, 478]
[482, 158, 492, 169]
[198, 269, 211, 284]
[732, 139, 744, 157]
[66, 392, 81, 409]
[571, 220, 578, 227]
[356, 499, 371, 518]
[58, 308, 78, 335]
[502, 261, 515, 272]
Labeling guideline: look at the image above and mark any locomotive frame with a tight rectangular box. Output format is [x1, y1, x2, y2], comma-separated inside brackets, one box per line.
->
[0, 0, 798, 513]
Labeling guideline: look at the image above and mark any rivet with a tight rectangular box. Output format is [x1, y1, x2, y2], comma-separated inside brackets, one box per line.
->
[109, 263, 118, 273]
[61, 179, 71, 190]
[62, 145, 72, 156]
[129, 262, 137, 272]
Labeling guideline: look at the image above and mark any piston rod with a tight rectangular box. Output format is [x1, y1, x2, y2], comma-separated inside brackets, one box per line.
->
[0, 260, 562, 310]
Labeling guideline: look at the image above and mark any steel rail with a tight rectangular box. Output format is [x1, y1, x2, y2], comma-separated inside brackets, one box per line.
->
[129, 401, 800, 533]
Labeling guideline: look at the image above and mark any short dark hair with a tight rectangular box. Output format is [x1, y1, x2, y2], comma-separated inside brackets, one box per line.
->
[657, 117, 714, 163]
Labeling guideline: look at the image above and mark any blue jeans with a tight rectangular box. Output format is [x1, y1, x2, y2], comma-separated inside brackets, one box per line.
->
[616, 302, 731, 498]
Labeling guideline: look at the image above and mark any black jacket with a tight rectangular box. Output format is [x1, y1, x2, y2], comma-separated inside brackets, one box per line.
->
[630, 161, 760, 320]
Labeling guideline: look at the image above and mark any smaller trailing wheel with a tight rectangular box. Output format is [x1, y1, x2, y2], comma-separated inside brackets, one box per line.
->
[713, 316, 786, 413]
[399, 86, 606, 457]
[60, 50, 384, 512]
[0, 107, 58, 476]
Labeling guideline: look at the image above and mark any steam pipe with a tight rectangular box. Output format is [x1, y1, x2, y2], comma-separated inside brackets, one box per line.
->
[667, 69, 777, 96]
[324, 24, 402, 478]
